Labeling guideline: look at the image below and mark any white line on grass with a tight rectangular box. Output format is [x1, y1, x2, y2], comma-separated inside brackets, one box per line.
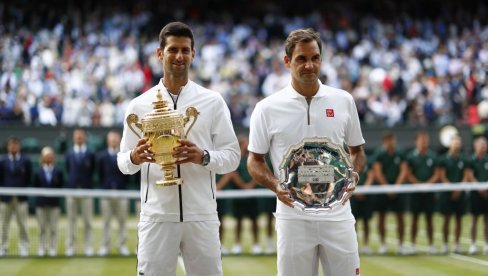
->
[381, 234, 488, 267]
[449, 254, 488, 266]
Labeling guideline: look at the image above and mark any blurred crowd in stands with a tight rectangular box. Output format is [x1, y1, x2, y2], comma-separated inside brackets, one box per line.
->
[2, 0, 488, 128]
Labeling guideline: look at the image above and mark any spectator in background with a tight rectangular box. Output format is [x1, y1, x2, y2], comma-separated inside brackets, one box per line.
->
[373, 132, 407, 255]
[34, 146, 63, 257]
[467, 136, 488, 255]
[405, 131, 439, 254]
[2, 1, 488, 129]
[0, 137, 32, 257]
[65, 128, 96, 256]
[231, 136, 261, 255]
[261, 58, 290, 97]
[351, 157, 374, 255]
[97, 131, 130, 256]
[438, 135, 470, 254]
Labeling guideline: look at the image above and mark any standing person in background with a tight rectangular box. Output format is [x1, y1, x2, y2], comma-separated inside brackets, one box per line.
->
[467, 136, 488, 255]
[34, 146, 63, 257]
[351, 157, 374, 255]
[405, 131, 439, 254]
[0, 137, 32, 257]
[65, 128, 96, 256]
[117, 22, 240, 276]
[97, 130, 130, 256]
[231, 136, 261, 255]
[216, 172, 234, 255]
[247, 28, 365, 276]
[373, 131, 407, 255]
[438, 135, 470, 254]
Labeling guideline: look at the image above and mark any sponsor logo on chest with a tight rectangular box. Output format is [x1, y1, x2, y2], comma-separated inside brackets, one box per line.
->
[326, 109, 334, 117]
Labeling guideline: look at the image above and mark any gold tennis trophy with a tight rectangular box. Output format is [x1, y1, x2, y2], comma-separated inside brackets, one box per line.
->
[126, 89, 199, 187]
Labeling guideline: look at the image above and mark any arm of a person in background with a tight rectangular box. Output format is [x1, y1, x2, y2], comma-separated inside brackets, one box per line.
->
[427, 166, 440, 184]
[231, 171, 257, 190]
[247, 179, 258, 189]
[388, 160, 408, 198]
[405, 163, 420, 184]
[216, 172, 234, 190]
[438, 167, 448, 183]
[468, 168, 488, 198]
[248, 152, 294, 208]
[395, 161, 408, 185]
[373, 162, 388, 185]
[451, 167, 471, 200]
[356, 169, 374, 201]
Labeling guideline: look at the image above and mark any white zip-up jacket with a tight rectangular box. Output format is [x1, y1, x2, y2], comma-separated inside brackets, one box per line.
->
[118, 79, 240, 222]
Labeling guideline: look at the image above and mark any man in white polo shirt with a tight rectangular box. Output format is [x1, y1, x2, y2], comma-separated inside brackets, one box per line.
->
[247, 28, 366, 276]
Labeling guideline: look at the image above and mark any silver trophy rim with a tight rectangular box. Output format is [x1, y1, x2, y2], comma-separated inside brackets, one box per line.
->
[279, 137, 354, 213]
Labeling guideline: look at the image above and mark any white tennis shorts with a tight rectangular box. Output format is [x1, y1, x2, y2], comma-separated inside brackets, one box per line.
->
[276, 218, 360, 276]
[136, 220, 222, 276]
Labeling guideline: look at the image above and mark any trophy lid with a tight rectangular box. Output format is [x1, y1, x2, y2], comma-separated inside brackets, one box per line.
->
[142, 89, 184, 122]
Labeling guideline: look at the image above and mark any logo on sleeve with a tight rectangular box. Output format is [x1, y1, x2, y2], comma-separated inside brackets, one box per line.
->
[356, 267, 360, 275]
[326, 109, 334, 117]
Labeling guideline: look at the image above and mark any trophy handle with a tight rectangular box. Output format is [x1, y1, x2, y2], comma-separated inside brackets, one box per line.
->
[345, 168, 353, 188]
[183, 107, 199, 138]
[126, 113, 143, 139]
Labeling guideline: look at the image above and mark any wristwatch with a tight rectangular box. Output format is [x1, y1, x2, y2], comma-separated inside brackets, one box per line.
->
[201, 150, 210, 166]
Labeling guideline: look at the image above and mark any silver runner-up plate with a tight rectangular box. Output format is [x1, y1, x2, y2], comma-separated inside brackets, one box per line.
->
[279, 137, 354, 214]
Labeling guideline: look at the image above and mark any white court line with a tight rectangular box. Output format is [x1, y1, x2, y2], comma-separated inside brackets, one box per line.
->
[178, 256, 186, 275]
[449, 253, 488, 266]
[380, 234, 488, 267]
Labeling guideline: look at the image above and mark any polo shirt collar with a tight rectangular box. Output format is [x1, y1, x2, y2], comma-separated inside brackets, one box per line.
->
[283, 80, 327, 99]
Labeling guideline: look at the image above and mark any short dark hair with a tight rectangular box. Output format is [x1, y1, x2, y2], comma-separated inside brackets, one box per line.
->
[159, 22, 194, 50]
[7, 136, 20, 144]
[416, 130, 429, 139]
[285, 28, 322, 58]
[382, 131, 395, 140]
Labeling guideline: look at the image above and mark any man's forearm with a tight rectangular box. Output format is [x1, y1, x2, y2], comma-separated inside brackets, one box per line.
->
[247, 153, 279, 193]
[349, 145, 366, 175]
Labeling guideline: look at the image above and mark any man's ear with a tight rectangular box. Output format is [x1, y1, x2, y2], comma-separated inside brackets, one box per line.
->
[156, 48, 163, 60]
[284, 55, 291, 69]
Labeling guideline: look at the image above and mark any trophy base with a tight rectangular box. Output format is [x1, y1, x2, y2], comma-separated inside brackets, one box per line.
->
[155, 178, 183, 187]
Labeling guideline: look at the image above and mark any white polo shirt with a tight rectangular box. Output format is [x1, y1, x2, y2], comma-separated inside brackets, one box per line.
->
[248, 81, 365, 221]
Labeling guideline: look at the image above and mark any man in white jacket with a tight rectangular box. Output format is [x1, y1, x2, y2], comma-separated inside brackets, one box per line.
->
[117, 22, 240, 276]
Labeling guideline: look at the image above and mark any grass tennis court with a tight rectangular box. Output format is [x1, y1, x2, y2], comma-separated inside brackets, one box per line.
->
[1, 252, 487, 275]
[0, 213, 487, 275]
